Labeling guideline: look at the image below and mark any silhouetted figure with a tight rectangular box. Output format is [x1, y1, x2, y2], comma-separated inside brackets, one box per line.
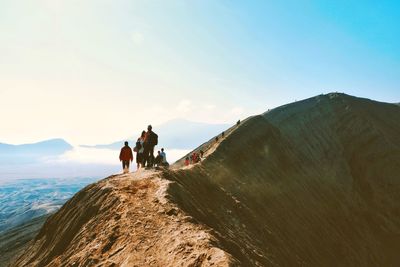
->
[222, 131, 225, 138]
[154, 151, 162, 167]
[134, 130, 146, 170]
[143, 125, 158, 168]
[237, 120, 241, 126]
[185, 157, 190, 166]
[119, 141, 133, 173]
[215, 136, 219, 142]
[200, 150, 204, 158]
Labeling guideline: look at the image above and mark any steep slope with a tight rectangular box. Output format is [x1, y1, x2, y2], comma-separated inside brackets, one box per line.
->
[0, 215, 48, 266]
[12, 172, 234, 267]
[13, 93, 400, 266]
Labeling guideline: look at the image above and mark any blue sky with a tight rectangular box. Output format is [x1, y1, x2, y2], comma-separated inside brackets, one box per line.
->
[0, 0, 399, 144]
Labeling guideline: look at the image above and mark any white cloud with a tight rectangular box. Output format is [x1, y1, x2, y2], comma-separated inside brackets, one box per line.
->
[44, 147, 117, 165]
[42, 146, 190, 166]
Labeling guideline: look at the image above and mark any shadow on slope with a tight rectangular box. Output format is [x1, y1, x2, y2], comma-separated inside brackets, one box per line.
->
[165, 93, 400, 266]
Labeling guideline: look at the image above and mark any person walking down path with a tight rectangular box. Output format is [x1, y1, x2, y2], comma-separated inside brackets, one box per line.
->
[134, 131, 146, 170]
[143, 125, 158, 168]
[119, 141, 133, 173]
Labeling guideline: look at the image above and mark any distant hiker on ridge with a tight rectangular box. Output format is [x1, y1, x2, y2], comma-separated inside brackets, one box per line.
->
[185, 157, 190, 166]
[119, 141, 133, 173]
[143, 125, 158, 168]
[134, 131, 145, 170]
[191, 152, 200, 164]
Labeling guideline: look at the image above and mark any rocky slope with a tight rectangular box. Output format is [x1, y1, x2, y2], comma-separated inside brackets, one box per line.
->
[0, 215, 48, 267]
[12, 93, 400, 266]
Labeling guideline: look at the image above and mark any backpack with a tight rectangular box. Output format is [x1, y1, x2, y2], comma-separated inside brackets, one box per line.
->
[151, 132, 158, 146]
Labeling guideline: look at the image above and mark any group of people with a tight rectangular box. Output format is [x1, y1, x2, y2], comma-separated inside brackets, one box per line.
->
[119, 125, 168, 173]
[184, 150, 204, 166]
[119, 120, 240, 172]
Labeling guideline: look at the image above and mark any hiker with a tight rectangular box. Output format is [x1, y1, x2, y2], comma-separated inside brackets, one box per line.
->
[184, 157, 190, 166]
[200, 150, 204, 159]
[191, 152, 200, 164]
[160, 148, 169, 167]
[237, 120, 241, 126]
[222, 131, 225, 138]
[119, 141, 133, 173]
[154, 151, 162, 167]
[134, 131, 145, 170]
[143, 125, 158, 167]
[215, 136, 219, 142]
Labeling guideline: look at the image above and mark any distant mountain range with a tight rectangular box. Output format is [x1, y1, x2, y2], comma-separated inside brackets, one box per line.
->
[0, 138, 72, 155]
[81, 119, 230, 150]
[0, 139, 73, 165]
[0, 119, 230, 178]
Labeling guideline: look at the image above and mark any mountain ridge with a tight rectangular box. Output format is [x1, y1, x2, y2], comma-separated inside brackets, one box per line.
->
[0, 138, 72, 153]
[11, 93, 400, 266]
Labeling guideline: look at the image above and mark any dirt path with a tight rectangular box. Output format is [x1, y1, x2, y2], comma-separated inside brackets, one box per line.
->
[90, 171, 233, 266]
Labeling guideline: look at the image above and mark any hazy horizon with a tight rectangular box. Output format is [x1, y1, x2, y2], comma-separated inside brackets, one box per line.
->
[0, 118, 228, 179]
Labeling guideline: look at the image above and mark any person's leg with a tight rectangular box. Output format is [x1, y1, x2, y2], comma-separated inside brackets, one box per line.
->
[126, 160, 130, 172]
[139, 153, 143, 169]
[142, 146, 149, 167]
[149, 146, 155, 167]
[122, 161, 128, 173]
[143, 146, 150, 167]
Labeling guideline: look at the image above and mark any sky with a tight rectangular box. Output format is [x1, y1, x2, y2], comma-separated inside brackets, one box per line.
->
[1, 0, 399, 145]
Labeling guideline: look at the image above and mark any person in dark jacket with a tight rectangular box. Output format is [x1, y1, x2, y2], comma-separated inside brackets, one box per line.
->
[119, 141, 133, 173]
[134, 131, 146, 170]
[143, 125, 158, 168]
[154, 151, 162, 167]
